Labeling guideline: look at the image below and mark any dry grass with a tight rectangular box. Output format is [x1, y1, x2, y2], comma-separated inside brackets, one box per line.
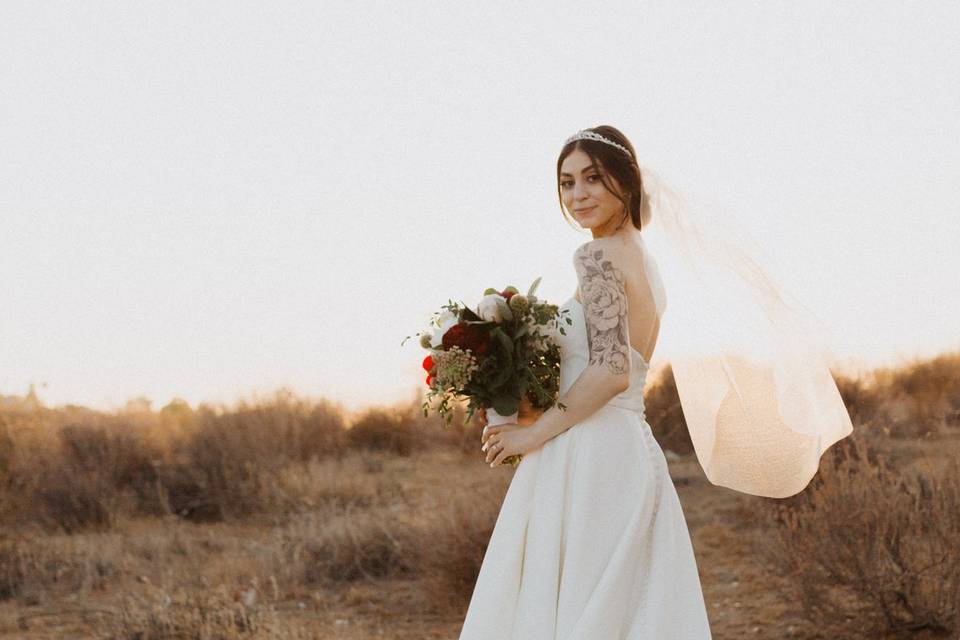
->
[0, 351, 957, 638]
[758, 432, 960, 637]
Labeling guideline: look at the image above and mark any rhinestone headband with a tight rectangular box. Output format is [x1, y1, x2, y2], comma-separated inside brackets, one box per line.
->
[563, 129, 633, 158]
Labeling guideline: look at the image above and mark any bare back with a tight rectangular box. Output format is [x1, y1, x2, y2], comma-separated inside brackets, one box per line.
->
[572, 233, 666, 364]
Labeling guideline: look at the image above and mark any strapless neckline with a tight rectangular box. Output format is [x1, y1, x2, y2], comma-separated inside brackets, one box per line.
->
[566, 297, 651, 369]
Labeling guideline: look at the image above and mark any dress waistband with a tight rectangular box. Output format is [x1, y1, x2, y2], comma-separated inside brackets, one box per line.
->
[599, 398, 647, 422]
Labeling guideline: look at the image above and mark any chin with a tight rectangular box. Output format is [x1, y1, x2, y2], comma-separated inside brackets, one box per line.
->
[582, 215, 607, 229]
[577, 213, 598, 226]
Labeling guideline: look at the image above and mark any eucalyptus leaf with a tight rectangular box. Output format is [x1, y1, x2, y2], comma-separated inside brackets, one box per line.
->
[527, 276, 542, 297]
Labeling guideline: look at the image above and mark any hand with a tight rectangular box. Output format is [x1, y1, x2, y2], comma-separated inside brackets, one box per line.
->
[481, 421, 546, 468]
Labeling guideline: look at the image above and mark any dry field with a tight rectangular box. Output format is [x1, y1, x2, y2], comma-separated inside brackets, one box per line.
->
[0, 351, 958, 639]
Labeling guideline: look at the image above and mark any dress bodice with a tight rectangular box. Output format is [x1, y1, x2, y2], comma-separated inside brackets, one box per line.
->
[556, 296, 650, 418]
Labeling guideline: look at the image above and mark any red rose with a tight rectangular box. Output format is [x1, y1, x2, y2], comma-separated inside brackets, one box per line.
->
[422, 355, 434, 372]
[426, 374, 433, 386]
[501, 290, 516, 301]
[442, 322, 491, 356]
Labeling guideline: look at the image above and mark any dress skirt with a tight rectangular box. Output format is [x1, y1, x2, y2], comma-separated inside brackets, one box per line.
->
[458, 403, 713, 639]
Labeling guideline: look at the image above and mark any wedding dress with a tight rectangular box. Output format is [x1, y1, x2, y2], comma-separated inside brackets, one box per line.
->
[458, 248, 712, 639]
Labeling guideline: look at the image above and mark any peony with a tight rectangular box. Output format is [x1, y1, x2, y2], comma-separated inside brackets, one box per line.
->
[430, 310, 460, 348]
[477, 294, 506, 322]
[442, 322, 491, 356]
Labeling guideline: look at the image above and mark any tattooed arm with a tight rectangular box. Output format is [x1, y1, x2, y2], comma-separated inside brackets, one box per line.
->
[531, 239, 632, 443]
[572, 240, 633, 380]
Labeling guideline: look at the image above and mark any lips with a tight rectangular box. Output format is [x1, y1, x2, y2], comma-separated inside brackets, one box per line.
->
[574, 206, 597, 214]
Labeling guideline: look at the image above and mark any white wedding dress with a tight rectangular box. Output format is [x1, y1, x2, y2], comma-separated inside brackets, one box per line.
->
[459, 271, 713, 638]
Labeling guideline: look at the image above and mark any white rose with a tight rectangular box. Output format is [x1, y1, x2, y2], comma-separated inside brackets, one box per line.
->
[430, 310, 459, 348]
[476, 294, 506, 323]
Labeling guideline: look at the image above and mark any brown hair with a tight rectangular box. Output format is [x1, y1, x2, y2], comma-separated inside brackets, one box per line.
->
[556, 125, 651, 232]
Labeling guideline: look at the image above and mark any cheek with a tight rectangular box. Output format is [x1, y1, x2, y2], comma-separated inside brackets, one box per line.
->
[590, 185, 611, 207]
[596, 185, 620, 209]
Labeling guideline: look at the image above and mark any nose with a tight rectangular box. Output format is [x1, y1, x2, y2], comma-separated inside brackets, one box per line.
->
[573, 180, 589, 200]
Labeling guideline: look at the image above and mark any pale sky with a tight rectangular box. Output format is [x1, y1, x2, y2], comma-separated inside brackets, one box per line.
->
[2, 2, 958, 413]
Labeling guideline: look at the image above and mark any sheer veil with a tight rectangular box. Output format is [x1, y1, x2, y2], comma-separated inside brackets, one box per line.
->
[638, 165, 854, 499]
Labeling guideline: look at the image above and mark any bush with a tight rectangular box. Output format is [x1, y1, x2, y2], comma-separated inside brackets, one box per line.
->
[643, 365, 694, 455]
[413, 480, 509, 610]
[346, 406, 419, 456]
[869, 352, 960, 437]
[273, 506, 418, 586]
[12, 421, 164, 533]
[0, 536, 114, 602]
[759, 433, 960, 636]
[165, 392, 349, 519]
[833, 372, 883, 427]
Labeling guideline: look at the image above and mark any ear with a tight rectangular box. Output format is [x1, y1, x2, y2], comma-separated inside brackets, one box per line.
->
[573, 239, 632, 383]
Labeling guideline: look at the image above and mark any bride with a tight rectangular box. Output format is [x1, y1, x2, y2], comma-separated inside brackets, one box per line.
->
[458, 125, 853, 639]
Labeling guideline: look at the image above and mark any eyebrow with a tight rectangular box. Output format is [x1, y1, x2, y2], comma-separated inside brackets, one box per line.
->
[560, 164, 600, 177]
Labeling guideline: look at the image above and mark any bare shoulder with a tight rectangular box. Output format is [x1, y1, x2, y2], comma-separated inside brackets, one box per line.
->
[573, 236, 626, 264]
[572, 236, 640, 278]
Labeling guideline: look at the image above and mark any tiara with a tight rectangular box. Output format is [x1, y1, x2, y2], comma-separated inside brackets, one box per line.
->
[563, 129, 633, 158]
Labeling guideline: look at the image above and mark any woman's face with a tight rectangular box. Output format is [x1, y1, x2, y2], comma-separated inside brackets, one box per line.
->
[559, 148, 626, 237]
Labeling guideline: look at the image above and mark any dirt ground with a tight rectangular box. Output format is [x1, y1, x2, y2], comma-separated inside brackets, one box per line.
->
[1, 431, 955, 640]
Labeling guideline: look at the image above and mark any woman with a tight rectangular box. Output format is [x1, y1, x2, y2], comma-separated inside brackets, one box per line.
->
[458, 125, 714, 639]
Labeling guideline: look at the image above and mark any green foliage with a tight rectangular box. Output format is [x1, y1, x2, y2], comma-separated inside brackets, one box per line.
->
[420, 279, 570, 429]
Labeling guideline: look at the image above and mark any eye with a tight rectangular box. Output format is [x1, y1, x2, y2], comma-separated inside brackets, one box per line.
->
[560, 180, 573, 189]
[587, 174, 601, 182]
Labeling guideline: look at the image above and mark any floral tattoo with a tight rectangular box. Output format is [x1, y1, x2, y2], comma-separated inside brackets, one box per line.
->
[574, 245, 630, 376]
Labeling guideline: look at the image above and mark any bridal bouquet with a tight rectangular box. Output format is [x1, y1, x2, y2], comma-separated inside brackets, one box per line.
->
[402, 277, 570, 466]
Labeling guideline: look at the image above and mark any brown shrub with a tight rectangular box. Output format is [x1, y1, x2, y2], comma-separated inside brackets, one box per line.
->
[759, 433, 960, 637]
[0, 535, 115, 602]
[833, 371, 883, 426]
[346, 406, 421, 456]
[421, 401, 486, 455]
[8, 420, 165, 533]
[164, 391, 349, 519]
[33, 468, 117, 534]
[272, 505, 418, 586]
[870, 351, 960, 437]
[413, 477, 510, 611]
[644, 365, 694, 455]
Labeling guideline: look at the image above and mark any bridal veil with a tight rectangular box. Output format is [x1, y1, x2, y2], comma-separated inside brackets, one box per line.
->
[638, 166, 854, 499]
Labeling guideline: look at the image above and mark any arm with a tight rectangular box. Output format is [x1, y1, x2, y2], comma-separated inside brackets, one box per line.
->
[533, 239, 632, 443]
[532, 366, 628, 442]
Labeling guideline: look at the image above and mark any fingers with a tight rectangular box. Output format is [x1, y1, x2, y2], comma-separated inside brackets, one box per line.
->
[484, 436, 503, 463]
[490, 445, 508, 467]
[481, 425, 499, 445]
